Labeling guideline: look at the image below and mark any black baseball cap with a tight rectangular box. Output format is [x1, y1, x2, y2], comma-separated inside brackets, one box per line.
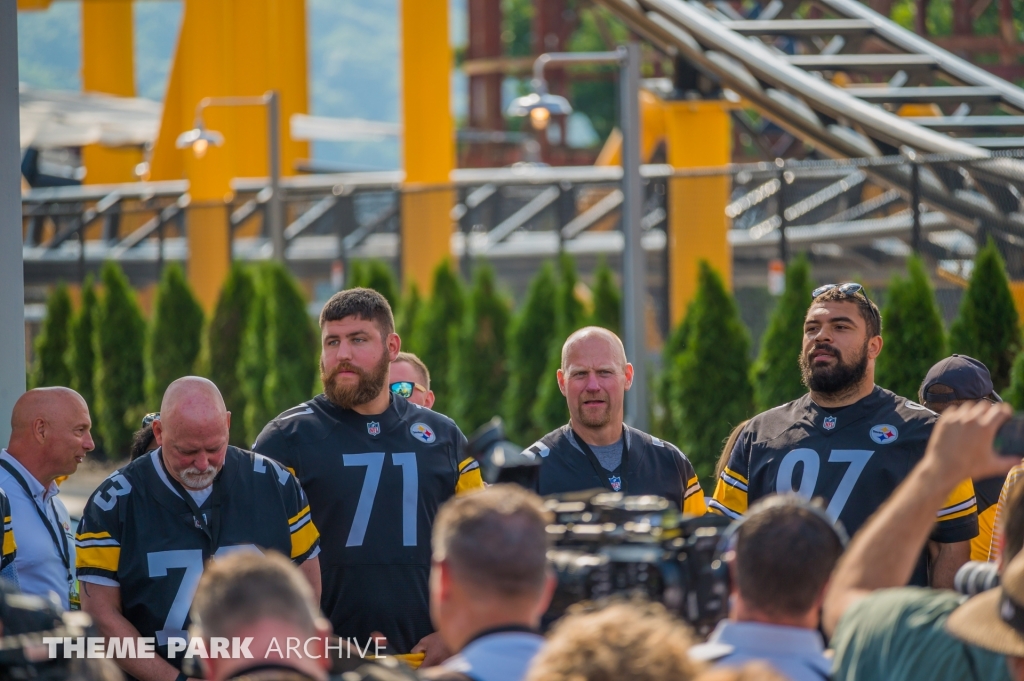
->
[919, 354, 1002, 404]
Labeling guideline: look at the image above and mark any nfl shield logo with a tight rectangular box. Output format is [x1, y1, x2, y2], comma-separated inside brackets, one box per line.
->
[824, 416, 837, 430]
[609, 476, 622, 492]
[367, 421, 381, 436]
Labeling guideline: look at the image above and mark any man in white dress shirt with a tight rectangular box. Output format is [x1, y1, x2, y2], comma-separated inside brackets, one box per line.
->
[0, 387, 93, 609]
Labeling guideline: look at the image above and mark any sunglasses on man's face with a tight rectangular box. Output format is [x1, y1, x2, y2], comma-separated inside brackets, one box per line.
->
[389, 381, 427, 399]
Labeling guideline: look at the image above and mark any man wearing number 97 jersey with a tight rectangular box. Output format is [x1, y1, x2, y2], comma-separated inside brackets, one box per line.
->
[253, 288, 484, 661]
[712, 285, 977, 588]
[76, 378, 321, 681]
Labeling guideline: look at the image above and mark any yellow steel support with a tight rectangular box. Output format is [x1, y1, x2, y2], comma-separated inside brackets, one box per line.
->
[17, 0, 52, 10]
[400, 0, 455, 294]
[81, 0, 141, 185]
[148, 0, 310, 311]
[664, 100, 733, 326]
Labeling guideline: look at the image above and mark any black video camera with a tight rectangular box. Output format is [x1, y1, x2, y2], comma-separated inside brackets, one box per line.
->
[467, 418, 732, 636]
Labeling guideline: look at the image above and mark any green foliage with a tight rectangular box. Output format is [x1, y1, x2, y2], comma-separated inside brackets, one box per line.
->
[875, 256, 947, 400]
[501, 0, 534, 57]
[145, 264, 204, 408]
[396, 283, 423, 355]
[670, 262, 753, 485]
[751, 256, 813, 412]
[655, 298, 697, 444]
[414, 261, 465, 411]
[204, 264, 256, 447]
[449, 266, 511, 433]
[1006, 350, 1024, 410]
[532, 254, 587, 435]
[68, 276, 100, 450]
[589, 258, 621, 335]
[31, 283, 73, 388]
[263, 263, 319, 426]
[95, 262, 146, 459]
[949, 240, 1022, 391]
[240, 270, 272, 446]
[349, 259, 401, 315]
[504, 262, 559, 443]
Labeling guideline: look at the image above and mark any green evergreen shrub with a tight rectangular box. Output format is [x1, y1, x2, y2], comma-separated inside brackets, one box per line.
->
[449, 265, 511, 432]
[68, 276, 101, 450]
[589, 257, 621, 335]
[414, 261, 465, 411]
[262, 262, 319, 427]
[751, 255, 813, 412]
[31, 282, 73, 388]
[503, 262, 558, 443]
[875, 255, 947, 400]
[1006, 350, 1024, 410]
[396, 283, 423, 354]
[240, 268, 272, 446]
[670, 261, 753, 485]
[95, 262, 146, 459]
[203, 264, 256, 447]
[348, 259, 401, 314]
[532, 254, 586, 435]
[655, 297, 697, 444]
[949, 239, 1022, 391]
[145, 264, 205, 408]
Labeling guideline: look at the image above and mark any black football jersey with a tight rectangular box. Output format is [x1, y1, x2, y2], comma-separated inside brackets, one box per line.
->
[1, 488, 14, 570]
[75, 447, 319, 667]
[252, 393, 483, 654]
[525, 425, 707, 516]
[712, 387, 977, 585]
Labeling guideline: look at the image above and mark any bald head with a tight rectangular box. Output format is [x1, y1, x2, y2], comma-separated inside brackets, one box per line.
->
[560, 327, 627, 370]
[8, 387, 93, 485]
[154, 377, 230, 491]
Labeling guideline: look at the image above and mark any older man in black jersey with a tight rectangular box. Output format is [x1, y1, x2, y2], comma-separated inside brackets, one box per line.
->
[712, 283, 977, 587]
[253, 288, 483, 666]
[523, 326, 706, 516]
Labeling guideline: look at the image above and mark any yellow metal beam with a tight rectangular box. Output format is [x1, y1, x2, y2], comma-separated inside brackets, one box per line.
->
[148, 0, 310, 311]
[81, 0, 141, 185]
[664, 100, 733, 326]
[400, 0, 455, 294]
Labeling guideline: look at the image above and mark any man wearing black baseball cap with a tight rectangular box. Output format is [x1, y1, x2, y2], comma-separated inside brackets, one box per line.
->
[921, 355, 1006, 562]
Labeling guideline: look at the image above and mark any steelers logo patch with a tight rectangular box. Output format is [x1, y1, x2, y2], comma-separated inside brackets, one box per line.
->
[870, 424, 899, 444]
[410, 422, 436, 444]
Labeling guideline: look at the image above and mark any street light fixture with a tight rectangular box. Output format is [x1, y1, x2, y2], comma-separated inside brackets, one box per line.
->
[507, 44, 648, 431]
[176, 90, 285, 261]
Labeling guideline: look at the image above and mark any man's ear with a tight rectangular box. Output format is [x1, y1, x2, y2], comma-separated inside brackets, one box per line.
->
[868, 334, 883, 360]
[152, 419, 165, 447]
[424, 391, 436, 410]
[225, 411, 231, 431]
[623, 363, 635, 391]
[557, 369, 567, 396]
[387, 332, 401, 361]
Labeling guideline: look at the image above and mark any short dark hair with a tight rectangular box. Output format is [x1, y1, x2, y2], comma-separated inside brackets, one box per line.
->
[810, 287, 882, 339]
[319, 287, 395, 337]
[432, 484, 551, 597]
[734, 495, 845, 618]
[395, 351, 430, 389]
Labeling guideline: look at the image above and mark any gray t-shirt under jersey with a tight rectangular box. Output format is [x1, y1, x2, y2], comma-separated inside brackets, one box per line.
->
[591, 438, 624, 472]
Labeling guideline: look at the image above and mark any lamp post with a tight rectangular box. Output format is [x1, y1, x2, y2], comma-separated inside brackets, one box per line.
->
[507, 44, 647, 431]
[177, 90, 285, 261]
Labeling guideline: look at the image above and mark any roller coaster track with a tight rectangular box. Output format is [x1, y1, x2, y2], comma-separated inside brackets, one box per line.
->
[595, 0, 1024, 240]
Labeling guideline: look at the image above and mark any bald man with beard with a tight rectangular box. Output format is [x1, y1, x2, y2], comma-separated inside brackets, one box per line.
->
[522, 327, 706, 516]
[0, 387, 93, 608]
[77, 377, 321, 681]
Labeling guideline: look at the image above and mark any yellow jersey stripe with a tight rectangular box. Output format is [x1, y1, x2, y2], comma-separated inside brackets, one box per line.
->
[458, 457, 477, 472]
[290, 519, 320, 559]
[455, 465, 485, 495]
[712, 478, 748, 517]
[683, 490, 707, 517]
[940, 506, 977, 522]
[721, 467, 749, 487]
[75, 531, 112, 541]
[3, 528, 15, 557]
[972, 504, 997, 562]
[76, 545, 120, 573]
[288, 505, 311, 526]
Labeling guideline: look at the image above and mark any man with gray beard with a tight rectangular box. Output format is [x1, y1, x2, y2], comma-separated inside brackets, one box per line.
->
[77, 377, 321, 681]
[253, 288, 482, 667]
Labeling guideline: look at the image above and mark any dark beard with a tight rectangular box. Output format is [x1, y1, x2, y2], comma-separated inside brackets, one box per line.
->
[799, 341, 869, 399]
[322, 351, 391, 410]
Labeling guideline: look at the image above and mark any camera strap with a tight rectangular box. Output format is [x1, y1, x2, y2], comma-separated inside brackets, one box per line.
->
[570, 428, 629, 494]
[0, 460, 71, 576]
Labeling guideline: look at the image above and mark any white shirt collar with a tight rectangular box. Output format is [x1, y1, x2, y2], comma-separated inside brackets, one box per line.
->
[0, 449, 60, 503]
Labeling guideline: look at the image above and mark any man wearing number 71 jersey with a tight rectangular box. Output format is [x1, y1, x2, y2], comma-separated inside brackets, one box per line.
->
[76, 377, 321, 681]
[711, 284, 977, 588]
[253, 288, 484, 664]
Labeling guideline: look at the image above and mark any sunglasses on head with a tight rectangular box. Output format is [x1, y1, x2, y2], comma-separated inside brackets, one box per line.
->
[389, 381, 427, 399]
[812, 283, 868, 300]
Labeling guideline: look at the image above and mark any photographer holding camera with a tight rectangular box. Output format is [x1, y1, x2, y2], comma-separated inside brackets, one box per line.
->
[523, 327, 706, 516]
[689, 495, 844, 681]
[424, 484, 554, 681]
